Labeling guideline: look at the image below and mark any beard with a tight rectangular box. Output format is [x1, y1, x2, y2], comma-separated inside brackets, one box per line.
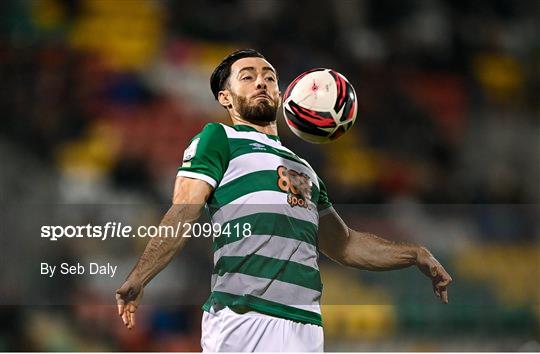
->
[231, 92, 278, 123]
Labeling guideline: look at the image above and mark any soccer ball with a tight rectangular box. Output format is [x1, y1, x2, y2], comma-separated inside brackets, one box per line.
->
[283, 68, 358, 144]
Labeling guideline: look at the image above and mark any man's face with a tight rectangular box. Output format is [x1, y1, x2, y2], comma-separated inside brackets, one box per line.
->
[224, 57, 281, 123]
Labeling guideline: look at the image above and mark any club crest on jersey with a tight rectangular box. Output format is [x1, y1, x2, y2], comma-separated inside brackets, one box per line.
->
[277, 165, 312, 209]
[183, 138, 200, 162]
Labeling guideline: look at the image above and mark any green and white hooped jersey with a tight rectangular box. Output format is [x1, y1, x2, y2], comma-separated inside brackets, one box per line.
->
[177, 123, 332, 326]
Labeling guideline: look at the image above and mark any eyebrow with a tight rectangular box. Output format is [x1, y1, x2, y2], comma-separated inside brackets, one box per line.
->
[238, 66, 277, 76]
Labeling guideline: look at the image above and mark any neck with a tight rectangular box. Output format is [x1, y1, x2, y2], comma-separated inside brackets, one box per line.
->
[230, 114, 278, 136]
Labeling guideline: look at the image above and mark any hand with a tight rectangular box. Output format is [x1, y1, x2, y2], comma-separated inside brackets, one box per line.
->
[115, 279, 144, 329]
[416, 247, 452, 304]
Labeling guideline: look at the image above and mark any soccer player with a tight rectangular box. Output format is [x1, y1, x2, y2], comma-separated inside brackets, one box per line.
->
[116, 49, 452, 352]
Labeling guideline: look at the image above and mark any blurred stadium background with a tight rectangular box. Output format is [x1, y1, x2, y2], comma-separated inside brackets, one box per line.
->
[0, 0, 538, 351]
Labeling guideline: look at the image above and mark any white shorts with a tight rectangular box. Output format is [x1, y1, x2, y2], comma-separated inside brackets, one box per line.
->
[201, 306, 324, 352]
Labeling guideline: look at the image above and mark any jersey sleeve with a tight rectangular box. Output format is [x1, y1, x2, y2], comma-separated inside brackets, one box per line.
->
[177, 123, 229, 188]
[317, 177, 333, 216]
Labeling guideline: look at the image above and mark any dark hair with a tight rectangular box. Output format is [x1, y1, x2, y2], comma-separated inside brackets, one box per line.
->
[210, 49, 266, 100]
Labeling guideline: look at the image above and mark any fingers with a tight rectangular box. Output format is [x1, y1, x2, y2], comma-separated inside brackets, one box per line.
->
[417, 248, 453, 304]
[122, 308, 129, 326]
[119, 302, 138, 329]
[129, 307, 136, 329]
[433, 285, 448, 303]
[434, 272, 452, 304]
[115, 293, 125, 316]
[116, 289, 139, 329]
[440, 288, 449, 304]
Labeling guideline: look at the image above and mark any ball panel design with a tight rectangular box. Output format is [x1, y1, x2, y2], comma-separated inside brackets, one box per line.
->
[287, 70, 337, 112]
[283, 68, 358, 144]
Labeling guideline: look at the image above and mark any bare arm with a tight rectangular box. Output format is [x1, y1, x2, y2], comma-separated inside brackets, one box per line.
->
[115, 176, 212, 329]
[318, 208, 452, 303]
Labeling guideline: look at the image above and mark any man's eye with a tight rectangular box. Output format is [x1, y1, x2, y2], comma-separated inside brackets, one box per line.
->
[266, 77, 275, 81]
[242, 76, 252, 80]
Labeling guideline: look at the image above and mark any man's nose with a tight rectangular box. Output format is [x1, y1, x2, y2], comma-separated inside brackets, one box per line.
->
[255, 75, 267, 90]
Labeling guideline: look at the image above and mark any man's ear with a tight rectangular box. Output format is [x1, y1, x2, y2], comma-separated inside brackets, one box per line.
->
[277, 90, 282, 108]
[218, 90, 232, 109]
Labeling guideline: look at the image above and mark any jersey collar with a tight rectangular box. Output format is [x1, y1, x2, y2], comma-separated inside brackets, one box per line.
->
[233, 124, 281, 142]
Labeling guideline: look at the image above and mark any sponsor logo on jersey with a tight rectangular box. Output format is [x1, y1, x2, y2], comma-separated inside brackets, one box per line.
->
[277, 165, 312, 208]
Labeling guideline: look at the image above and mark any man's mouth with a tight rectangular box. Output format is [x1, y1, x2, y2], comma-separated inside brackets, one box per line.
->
[253, 96, 272, 106]
[252, 92, 271, 101]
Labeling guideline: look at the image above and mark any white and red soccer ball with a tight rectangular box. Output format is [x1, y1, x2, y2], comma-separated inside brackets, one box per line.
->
[283, 68, 358, 143]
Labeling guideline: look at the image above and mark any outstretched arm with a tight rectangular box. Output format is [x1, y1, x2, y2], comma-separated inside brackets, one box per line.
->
[115, 176, 212, 329]
[318, 208, 452, 303]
